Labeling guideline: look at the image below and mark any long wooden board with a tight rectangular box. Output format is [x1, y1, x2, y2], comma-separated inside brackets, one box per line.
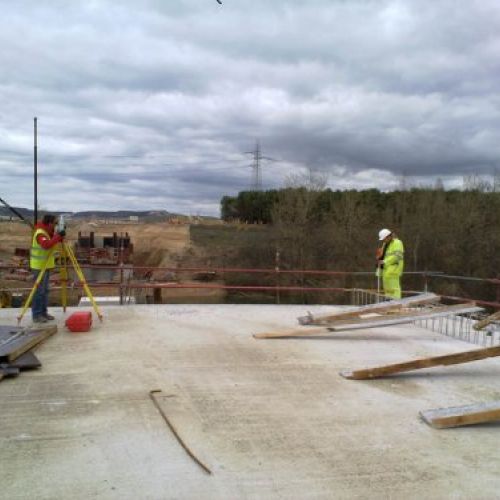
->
[420, 401, 500, 429]
[254, 304, 482, 339]
[0, 325, 57, 362]
[473, 310, 500, 331]
[298, 293, 440, 325]
[340, 345, 500, 380]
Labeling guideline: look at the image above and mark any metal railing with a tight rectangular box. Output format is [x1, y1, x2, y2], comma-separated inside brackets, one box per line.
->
[2, 263, 500, 310]
[353, 288, 499, 347]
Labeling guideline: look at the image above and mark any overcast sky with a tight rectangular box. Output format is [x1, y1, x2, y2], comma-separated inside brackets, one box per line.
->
[1, 0, 499, 216]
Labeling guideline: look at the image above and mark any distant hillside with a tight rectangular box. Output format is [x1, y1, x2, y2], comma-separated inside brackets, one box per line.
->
[0, 205, 33, 220]
[0, 205, 219, 222]
[0, 206, 172, 220]
[70, 210, 172, 219]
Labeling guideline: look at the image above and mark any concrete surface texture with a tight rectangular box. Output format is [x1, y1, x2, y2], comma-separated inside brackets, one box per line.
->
[1, 304, 500, 499]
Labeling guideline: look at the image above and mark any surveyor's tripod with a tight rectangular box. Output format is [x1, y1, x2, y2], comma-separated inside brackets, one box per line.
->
[18, 241, 103, 324]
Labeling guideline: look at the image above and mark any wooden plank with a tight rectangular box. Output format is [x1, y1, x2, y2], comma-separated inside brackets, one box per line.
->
[298, 293, 440, 325]
[473, 310, 500, 331]
[0, 325, 57, 362]
[420, 401, 500, 429]
[253, 326, 327, 339]
[340, 345, 500, 380]
[254, 304, 482, 339]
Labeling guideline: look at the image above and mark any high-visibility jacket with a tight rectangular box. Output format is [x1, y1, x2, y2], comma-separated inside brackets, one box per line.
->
[382, 238, 404, 278]
[30, 228, 57, 270]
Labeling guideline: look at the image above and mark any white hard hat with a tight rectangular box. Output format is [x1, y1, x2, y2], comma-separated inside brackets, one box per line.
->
[378, 228, 392, 241]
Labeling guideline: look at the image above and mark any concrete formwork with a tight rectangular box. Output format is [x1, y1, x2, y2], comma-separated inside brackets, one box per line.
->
[1, 304, 500, 499]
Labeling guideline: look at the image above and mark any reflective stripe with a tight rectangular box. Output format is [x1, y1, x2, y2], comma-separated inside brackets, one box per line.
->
[388, 251, 404, 259]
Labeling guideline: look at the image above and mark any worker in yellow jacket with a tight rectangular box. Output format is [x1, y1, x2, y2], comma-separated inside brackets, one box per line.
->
[376, 228, 404, 299]
[30, 214, 64, 323]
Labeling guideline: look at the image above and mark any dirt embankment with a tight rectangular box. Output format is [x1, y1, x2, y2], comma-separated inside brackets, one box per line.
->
[0, 220, 191, 264]
[0, 219, 226, 303]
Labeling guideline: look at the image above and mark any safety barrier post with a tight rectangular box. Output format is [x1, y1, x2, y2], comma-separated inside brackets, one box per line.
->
[119, 262, 124, 305]
[275, 249, 280, 305]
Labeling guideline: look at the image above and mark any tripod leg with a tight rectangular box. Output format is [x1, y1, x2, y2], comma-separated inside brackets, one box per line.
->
[18, 247, 55, 324]
[60, 244, 69, 312]
[64, 243, 103, 321]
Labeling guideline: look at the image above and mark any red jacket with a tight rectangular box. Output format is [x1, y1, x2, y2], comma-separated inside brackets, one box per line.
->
[34, 222, 62, 249]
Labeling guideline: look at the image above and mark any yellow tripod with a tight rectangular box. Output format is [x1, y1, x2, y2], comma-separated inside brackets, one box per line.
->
[18, 241, 103, 324]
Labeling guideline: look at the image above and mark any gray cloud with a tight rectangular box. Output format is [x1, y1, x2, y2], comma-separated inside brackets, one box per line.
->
[1, 0, 499, 215]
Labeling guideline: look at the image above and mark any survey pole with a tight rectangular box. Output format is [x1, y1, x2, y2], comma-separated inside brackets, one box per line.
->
[34, 117, 38, 225]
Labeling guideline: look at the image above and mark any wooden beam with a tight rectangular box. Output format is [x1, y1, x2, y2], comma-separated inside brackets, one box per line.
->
[340, 345, 500, 380]
[298, 293, 440, 325]
[253, 326, 327, 339]
[420, 401, 500, 429]
[254, 304, 481, 339]
[473, 310, 500, 331]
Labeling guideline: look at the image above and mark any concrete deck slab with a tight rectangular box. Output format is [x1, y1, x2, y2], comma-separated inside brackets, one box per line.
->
[1, 304, 500, 499]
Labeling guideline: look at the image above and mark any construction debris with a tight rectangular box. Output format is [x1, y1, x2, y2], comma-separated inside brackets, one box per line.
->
[0, 324, 57, 362]
[0, 324, 56, 382]
[420, 401, 500, 429]
[254, 302, 482, 339]
[297, 292, 441, 325]
[339, 345, 500, 380]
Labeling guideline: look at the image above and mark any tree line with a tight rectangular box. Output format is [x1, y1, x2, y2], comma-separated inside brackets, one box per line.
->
[219, 184, 500, 303]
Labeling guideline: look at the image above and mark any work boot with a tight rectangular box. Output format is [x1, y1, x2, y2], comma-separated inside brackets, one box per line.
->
[33, 316, 48, 324]
[43, 313, 55, 321]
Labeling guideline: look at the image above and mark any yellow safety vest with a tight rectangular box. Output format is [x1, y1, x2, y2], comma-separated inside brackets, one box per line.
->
[382, 238, 404, 278]
[30, 228, 56, 270]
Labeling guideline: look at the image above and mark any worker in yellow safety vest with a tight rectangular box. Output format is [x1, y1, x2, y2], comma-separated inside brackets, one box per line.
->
[30, 214, 64, 323]
[376, 228, 404, 299]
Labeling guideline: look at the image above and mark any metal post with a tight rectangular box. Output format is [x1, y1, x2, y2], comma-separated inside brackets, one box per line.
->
[275, 249, 280, 305]
[119, 262, 124, 305]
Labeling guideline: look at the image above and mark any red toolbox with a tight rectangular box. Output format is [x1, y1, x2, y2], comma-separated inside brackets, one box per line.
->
[65, 311, 92, 333]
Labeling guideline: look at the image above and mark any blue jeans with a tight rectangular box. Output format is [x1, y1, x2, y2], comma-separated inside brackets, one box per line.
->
[32, 269, 50, 319]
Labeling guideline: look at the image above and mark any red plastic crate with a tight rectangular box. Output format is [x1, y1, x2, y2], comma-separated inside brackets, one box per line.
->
[65, 311, 92, 333]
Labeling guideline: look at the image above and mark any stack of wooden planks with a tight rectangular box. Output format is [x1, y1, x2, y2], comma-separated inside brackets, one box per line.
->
[254, 293, 482, 339]
[0, 324, 57, 382]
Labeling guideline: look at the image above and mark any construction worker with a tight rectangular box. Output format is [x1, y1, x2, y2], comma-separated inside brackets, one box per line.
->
[30, 214, 65, 323]
[376, 228, 404, 299]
